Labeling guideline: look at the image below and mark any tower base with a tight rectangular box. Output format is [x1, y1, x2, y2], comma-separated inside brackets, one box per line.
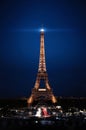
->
[27, 88, 57, 106]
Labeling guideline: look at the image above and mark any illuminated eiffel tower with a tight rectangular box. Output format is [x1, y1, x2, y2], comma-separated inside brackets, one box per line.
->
[27, 28, 57, 106]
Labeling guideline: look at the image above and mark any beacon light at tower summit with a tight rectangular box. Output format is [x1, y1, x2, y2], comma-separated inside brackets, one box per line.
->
[40, 28, 44, 32]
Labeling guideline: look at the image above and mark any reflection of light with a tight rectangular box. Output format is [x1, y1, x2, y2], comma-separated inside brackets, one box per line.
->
[35, 120, 38, 123]
[56, 106, 62, 109]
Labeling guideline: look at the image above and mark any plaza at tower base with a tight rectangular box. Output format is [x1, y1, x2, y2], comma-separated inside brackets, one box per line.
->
[0, 97, 86, 130]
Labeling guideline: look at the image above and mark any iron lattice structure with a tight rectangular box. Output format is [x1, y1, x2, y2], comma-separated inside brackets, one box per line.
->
[27, 30, 57, 106]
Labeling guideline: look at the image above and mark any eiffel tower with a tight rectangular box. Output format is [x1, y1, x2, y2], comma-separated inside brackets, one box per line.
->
[27, 28, 57, 106]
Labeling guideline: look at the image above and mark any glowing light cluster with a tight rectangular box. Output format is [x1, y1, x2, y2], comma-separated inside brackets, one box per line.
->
[40, 28, 44, 32]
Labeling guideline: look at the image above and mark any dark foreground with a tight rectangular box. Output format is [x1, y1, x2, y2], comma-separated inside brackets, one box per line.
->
[0, 97, 86, 130]
[0, 115, 86, 130]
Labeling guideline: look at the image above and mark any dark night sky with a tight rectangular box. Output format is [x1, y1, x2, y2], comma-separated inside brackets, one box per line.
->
[0, 0, 86, 98]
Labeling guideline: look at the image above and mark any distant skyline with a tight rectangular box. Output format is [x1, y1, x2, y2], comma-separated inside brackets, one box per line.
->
[0, 0, 86, 98]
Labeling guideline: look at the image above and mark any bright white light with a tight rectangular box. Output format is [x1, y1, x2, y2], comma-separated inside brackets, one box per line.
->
[40, 28, 44, 32]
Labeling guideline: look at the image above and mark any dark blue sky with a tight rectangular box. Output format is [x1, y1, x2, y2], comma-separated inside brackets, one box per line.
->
[0, 0, 86, 98]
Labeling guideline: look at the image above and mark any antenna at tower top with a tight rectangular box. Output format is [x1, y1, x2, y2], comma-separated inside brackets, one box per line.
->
[40, 24, 44, 32]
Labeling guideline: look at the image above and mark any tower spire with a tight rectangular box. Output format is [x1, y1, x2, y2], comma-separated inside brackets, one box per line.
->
[38, 28, 46, 72]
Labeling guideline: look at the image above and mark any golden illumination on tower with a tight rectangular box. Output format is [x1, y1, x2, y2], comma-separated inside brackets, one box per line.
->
[27, 28, 57, 106]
